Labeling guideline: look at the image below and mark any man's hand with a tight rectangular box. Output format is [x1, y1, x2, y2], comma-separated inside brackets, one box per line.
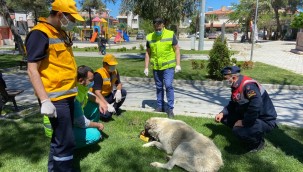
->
[97, 123, 104, 131]
[98, 102, 108, 114]
[234, 120, 243, 127]
[114, 90, 122, 103]
[41, 99, 57, 118]
[144, 68, 149, 76]
[215, 113, 223, 123]
[175, 65, 181, 73]
[107, 104, 116, 113]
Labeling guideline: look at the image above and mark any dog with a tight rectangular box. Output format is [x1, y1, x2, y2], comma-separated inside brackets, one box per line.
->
[142, 117, 223, 172]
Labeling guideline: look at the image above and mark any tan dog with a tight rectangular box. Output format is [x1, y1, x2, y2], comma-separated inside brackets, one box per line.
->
[143, 117, 223, 172]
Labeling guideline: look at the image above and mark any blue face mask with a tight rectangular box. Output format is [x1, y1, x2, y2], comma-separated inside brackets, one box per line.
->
[155, 30, 162, 36]
[86, 81, 94, 89]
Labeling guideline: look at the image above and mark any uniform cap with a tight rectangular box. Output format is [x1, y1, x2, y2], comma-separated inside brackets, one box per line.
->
[52, 0, 84, 21]
[153, 18, 164, 24]
[221, 66, 241, 75]
[103, 54, 118, 65]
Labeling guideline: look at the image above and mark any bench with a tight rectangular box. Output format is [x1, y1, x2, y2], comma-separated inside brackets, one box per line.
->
[0, 72, 24, 114]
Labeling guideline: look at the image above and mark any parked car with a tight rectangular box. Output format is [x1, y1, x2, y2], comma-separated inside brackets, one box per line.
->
[136, 33, 145, 40]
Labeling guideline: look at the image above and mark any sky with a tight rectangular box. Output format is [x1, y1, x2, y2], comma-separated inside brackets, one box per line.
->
[76, 0, 239, 19]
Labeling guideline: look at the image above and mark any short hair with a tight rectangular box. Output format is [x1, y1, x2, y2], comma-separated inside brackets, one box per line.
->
[77, 65, 94, 80]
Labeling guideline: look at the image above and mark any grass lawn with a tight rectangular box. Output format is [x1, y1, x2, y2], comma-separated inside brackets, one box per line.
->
[75, 57, 303, 86]
[0, 111, 303, 171]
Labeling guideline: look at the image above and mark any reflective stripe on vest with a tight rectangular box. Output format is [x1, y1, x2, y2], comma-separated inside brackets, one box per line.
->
[48, 87, 78, 99]
[53, 155, 73, 161]
[96, 68, 118, 96]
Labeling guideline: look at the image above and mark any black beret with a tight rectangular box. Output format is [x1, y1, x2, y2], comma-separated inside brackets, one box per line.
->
[221, 66, 241, 75]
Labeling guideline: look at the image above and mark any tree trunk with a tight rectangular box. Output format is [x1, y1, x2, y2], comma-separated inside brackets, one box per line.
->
[273, 7, 282, 40]
[88, 8, 92, 29]
[0, 0, 26, 58]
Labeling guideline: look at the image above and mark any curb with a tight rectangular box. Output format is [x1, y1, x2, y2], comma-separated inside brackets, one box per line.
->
[120, 76, 303, 90]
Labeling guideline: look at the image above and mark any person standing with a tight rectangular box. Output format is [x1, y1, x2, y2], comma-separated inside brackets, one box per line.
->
[215, 66, 277, 153]
[26, 0, 86, 171]
[144, 17, 181, 118]
[92, 54, 127, 120]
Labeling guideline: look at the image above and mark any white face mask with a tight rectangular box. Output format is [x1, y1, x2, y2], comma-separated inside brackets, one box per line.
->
[223, 77, 234, 87]
[109, 66, 116, 72]
[60, 14, 76, 31]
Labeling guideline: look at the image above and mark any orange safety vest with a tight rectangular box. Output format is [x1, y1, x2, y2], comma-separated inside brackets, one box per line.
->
[95, 67, 118, 96]
[30, 18, 77, 101]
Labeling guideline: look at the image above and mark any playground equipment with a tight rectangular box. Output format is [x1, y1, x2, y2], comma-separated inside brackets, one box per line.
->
[114, 30, 129, 43]
[80, 28, 93, 41]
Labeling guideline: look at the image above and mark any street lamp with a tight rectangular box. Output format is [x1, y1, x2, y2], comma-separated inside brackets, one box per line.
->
[250, 0, 259, 61]
[198, 0, 206, 50]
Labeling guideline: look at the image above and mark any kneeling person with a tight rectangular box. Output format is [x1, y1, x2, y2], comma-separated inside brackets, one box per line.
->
[44, 65, 108, 148]
[92, 54, 127, 120]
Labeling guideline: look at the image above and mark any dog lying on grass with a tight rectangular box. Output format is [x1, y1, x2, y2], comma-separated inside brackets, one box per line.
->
[142, 117, 223, 172]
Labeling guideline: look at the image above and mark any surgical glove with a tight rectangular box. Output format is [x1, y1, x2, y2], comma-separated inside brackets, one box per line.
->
[175, 65, 181, 73]
[41, 99, 57, 118]
[107, 104, 116, 113]
[144, 68, 149, 76]
[114, 90, 122, 103]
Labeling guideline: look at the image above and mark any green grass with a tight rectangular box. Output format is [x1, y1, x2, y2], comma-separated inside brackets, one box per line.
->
[0, 54, 23, 69]
[0, 111, 303, 171]
[75, 57, 303, 86]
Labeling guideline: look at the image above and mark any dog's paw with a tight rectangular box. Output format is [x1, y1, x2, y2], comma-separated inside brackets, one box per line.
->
[150, 162, 161, 167]
[142, 143, 152, 147]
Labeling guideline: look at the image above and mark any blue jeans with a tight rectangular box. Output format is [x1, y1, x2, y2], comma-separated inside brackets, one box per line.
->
[153, 68, 175, 110]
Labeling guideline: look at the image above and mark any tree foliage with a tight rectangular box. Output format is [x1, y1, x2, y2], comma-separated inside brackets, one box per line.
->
[120, 0, 198, 27]
[207, 36, 231, 80]
[291, 12, 303, 28]
[79, 0, 108, 29]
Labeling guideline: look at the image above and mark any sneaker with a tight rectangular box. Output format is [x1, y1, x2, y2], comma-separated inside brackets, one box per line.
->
[167, 109, 174, 119]
[247, 139, 265, 153]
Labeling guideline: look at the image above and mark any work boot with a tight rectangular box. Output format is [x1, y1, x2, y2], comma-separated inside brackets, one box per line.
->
[154, 107, 164, 113]
[247, 139, 265, 153]
[167, 109, 174, 119]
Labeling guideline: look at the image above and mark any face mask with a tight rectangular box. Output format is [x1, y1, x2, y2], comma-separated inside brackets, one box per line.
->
[155, 30, 162, 36]
[60, 14, 75, 31]
[109, 66, 116, 72]
[86, 81, 94, 89]
[223, 77, 233, 87]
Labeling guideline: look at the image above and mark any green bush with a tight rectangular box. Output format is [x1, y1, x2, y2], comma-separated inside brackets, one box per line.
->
[139, 44, 144, 51]
[132, 46, 136, 50]
[207, 35, 231, 80]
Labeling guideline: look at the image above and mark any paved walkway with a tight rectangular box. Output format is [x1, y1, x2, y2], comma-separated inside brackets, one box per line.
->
[1, 40, 303, 128]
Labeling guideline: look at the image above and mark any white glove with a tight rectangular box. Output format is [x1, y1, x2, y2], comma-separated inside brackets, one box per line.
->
[41, 99, 57, 118]
[175, 65, 181, 73]
[114, 90, 122, 103]
[144, 68, 149, 76]
[107, 104, 116, 113]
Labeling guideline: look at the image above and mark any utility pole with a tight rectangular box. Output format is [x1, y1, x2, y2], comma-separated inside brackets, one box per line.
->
[198, 0, 206, 50]
[250, 0, 259, 61]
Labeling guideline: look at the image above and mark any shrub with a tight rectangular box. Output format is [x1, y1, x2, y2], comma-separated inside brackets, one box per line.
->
[132, 46, 136, 50]
[139, 44, 144, 51]
[207, 35, 231, 80]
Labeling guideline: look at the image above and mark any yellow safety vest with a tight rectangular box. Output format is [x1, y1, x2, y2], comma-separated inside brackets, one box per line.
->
[30, 18, 77, 101]
[146, 28, 176, 70]
[95, 68, 118, 96]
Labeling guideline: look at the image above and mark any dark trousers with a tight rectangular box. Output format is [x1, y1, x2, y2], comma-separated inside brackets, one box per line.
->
[48, 97, 75, 172]
[222, 116, 276, 148]
[100, 89, 127, 118]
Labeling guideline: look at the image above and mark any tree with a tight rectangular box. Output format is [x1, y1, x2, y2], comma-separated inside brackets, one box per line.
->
[120, 0, 198, 35]
[0, 0, 26, 57]
[79, 0, 107, 29]
[206, 14, 218, 33]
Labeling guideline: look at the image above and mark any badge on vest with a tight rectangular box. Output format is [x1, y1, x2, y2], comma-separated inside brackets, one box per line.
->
[247, 90, 256, 98]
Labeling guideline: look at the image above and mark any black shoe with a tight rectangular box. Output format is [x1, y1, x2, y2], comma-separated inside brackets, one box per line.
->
[154, 107, 164, 113]
[247, 139, 265, 153]
[167, 109, 174, 119]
